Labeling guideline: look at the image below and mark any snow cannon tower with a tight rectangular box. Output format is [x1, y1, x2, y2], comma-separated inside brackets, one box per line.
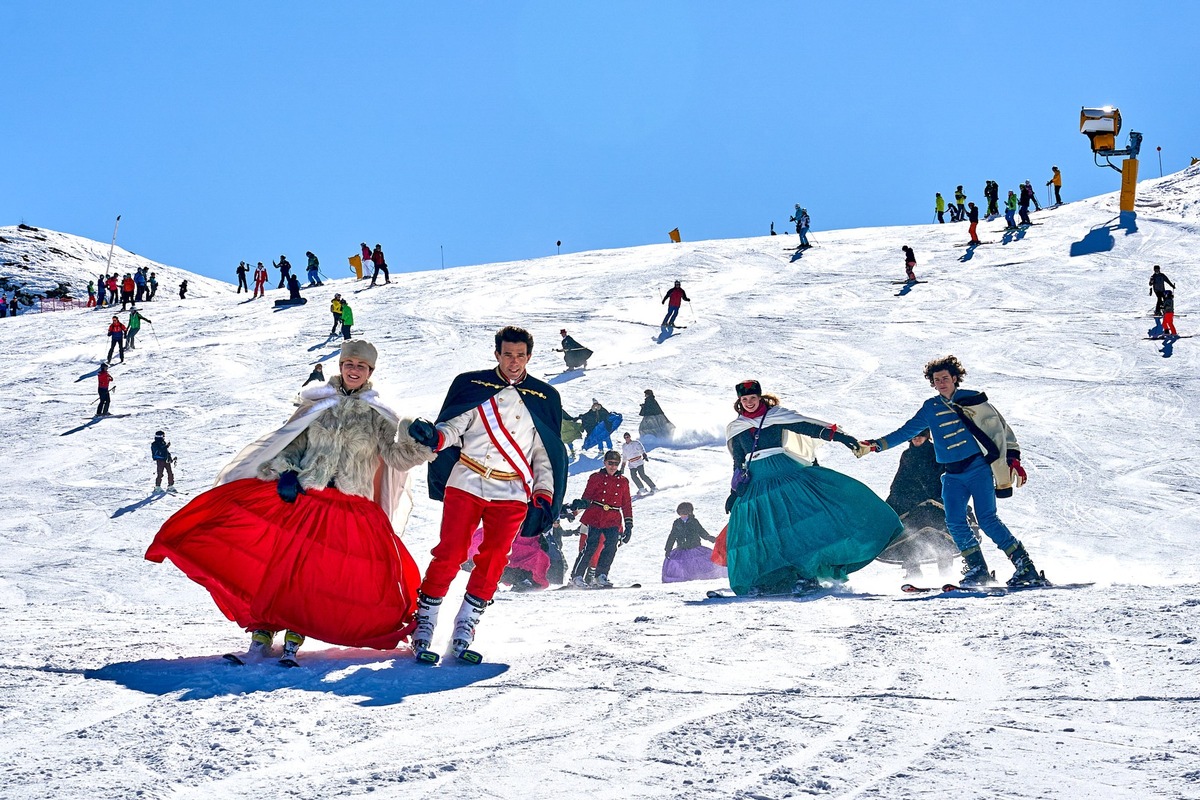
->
[1080, 106, 1143, 227]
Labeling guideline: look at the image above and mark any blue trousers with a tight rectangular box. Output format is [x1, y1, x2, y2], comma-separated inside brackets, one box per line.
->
[941, 457, 1016, 553]
[662, 305, 681, 326]
[799, 226, 810, 246]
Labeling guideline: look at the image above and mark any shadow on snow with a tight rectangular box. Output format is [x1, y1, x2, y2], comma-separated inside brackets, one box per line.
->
[83, 648, 509, 706]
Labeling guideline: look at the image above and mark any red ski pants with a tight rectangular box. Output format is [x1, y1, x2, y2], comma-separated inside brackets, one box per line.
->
[968, 221, 979, 242]
[1163, 312, 1178, 336]
[421, 487, 528, 601]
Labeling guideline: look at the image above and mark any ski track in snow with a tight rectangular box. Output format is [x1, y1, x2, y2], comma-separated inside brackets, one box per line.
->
[2, 170, 1200, 798]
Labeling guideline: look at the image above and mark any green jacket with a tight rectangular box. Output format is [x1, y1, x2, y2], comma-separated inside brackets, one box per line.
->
[935, 195, 945, 212]
[1005, 194, 1018, 211]
[129, 310, 150, 331]
[341, 305, 354, 325]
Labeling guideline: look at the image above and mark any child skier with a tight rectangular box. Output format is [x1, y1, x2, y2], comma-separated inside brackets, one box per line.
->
[902, 245, 917, 282]
[152, 431, 176, 493]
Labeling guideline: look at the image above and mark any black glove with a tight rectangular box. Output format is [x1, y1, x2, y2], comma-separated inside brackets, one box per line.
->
[277, 470, 305, 503]
[521, 493, 555, 537]
[725, 492, 737, 514]
[570, 498, 590, 511]
[621, 520, 633, 544]
[407, 418, 439, 450]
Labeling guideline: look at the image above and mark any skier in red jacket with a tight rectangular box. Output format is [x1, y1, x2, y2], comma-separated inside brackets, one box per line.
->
[569, 451, 633, 588]
[661, 281, 690, 327]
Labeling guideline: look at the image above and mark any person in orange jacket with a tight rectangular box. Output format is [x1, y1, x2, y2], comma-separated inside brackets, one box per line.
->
[106, 316, 128, 363]
[1046, 166, 1063, 206]
[120, 274, 136, 310]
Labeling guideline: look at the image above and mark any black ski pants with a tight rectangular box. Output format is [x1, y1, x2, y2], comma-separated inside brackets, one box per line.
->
[97, 388, 111, 416]
[155, 459, 175, 487]
[370, 263, 389, 285]
[237, 274, 249, 293]
[572, 525, 620, 579]
[107, 335, 125, 363]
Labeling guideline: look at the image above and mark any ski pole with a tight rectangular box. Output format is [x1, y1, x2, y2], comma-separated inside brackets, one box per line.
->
[148, 321, 161, 346]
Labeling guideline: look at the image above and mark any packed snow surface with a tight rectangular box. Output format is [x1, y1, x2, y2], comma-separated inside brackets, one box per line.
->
[2, 169, 1199, 799]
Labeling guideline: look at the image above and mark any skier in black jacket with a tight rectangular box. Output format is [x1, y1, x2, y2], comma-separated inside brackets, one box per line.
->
[152, 431, 176, 493]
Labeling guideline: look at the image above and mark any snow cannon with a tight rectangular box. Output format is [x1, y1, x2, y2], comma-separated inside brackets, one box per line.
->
[1080, 105, 1143, 226]
[1080, 106, 1121, 154]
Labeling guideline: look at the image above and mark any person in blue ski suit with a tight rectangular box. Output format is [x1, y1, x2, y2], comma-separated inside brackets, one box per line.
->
[791, 205, 810, 247]
[858, 355, 1042, 587]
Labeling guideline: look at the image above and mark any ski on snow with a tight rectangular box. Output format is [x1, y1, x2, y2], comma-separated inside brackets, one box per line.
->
[556, 582, 643, 591]
[900, 580, 1096, 596]
[414, 648, 483, 666]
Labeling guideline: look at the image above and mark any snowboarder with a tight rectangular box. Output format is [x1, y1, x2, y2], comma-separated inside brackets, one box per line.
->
[558, 329, 593, 370]
[1150, 265, 1176, 316]
[253, 263, 268, 299]
[340, 299, 354, 340]
[1161, 290, 1179, 337]
[126, 308, 150, 350]
[875, 432, 965, 580]
[178, 280, 188, 300]
[146, 339, 435, 666]
[305, 251, 322, 287]
[236, 261, 249, 293]
[954, 186, 967, 220]
[569, 450, 633, 588]
[96, 364, 114, 416]
[724, 380, 898, 596]
[151, 430, 176, 492]
[106, 316, 127, 363]
[661, 280, 690, 327]
[662, 502, 725, 583]
[406, 326, 569, 660]
[1004, 190, 1019, 230]
[901, 245, 917, 282]
[620, 431, 656, 494]
[638, 389, 675, 439]
[791, 205, 811, 247]
[967, 203, 981, 245]
[1046, 166, 1063, 206]
[274, 255, 292, 289]
[858, 355, 1041, 587]
[302, 364, 325, 386]
[369, 244, 390, 286]
[934, 193, 946, 224]
[286, 273, 303, 302]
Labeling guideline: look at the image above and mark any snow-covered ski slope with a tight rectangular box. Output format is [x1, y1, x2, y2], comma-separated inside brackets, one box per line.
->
[2, 168, 1198, 799]
[0, 224, 227, 301]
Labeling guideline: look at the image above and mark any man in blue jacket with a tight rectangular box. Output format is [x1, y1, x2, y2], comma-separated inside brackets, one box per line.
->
[859, 355, 1042, 587]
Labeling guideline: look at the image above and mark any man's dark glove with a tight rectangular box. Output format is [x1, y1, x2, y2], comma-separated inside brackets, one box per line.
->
[277, 470, 305, 503]
[521, 493, 555, 537]
[620, 520, 633, 544]
[725, 492, 737, 514]
[407, 418, 439, 450]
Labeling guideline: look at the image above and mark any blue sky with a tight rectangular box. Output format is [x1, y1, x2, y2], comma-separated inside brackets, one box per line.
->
[5, 2, 1198, 283]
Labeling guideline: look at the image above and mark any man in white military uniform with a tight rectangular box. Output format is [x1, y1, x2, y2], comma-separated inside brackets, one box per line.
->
[408, 326, 568, 660]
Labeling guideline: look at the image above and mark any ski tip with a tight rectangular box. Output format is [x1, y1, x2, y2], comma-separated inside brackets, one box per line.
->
[456, 649, 483, 665]
[415, 650, 440, 665]
[278, 658, 301, 669]
[222, 653, 245, 666]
